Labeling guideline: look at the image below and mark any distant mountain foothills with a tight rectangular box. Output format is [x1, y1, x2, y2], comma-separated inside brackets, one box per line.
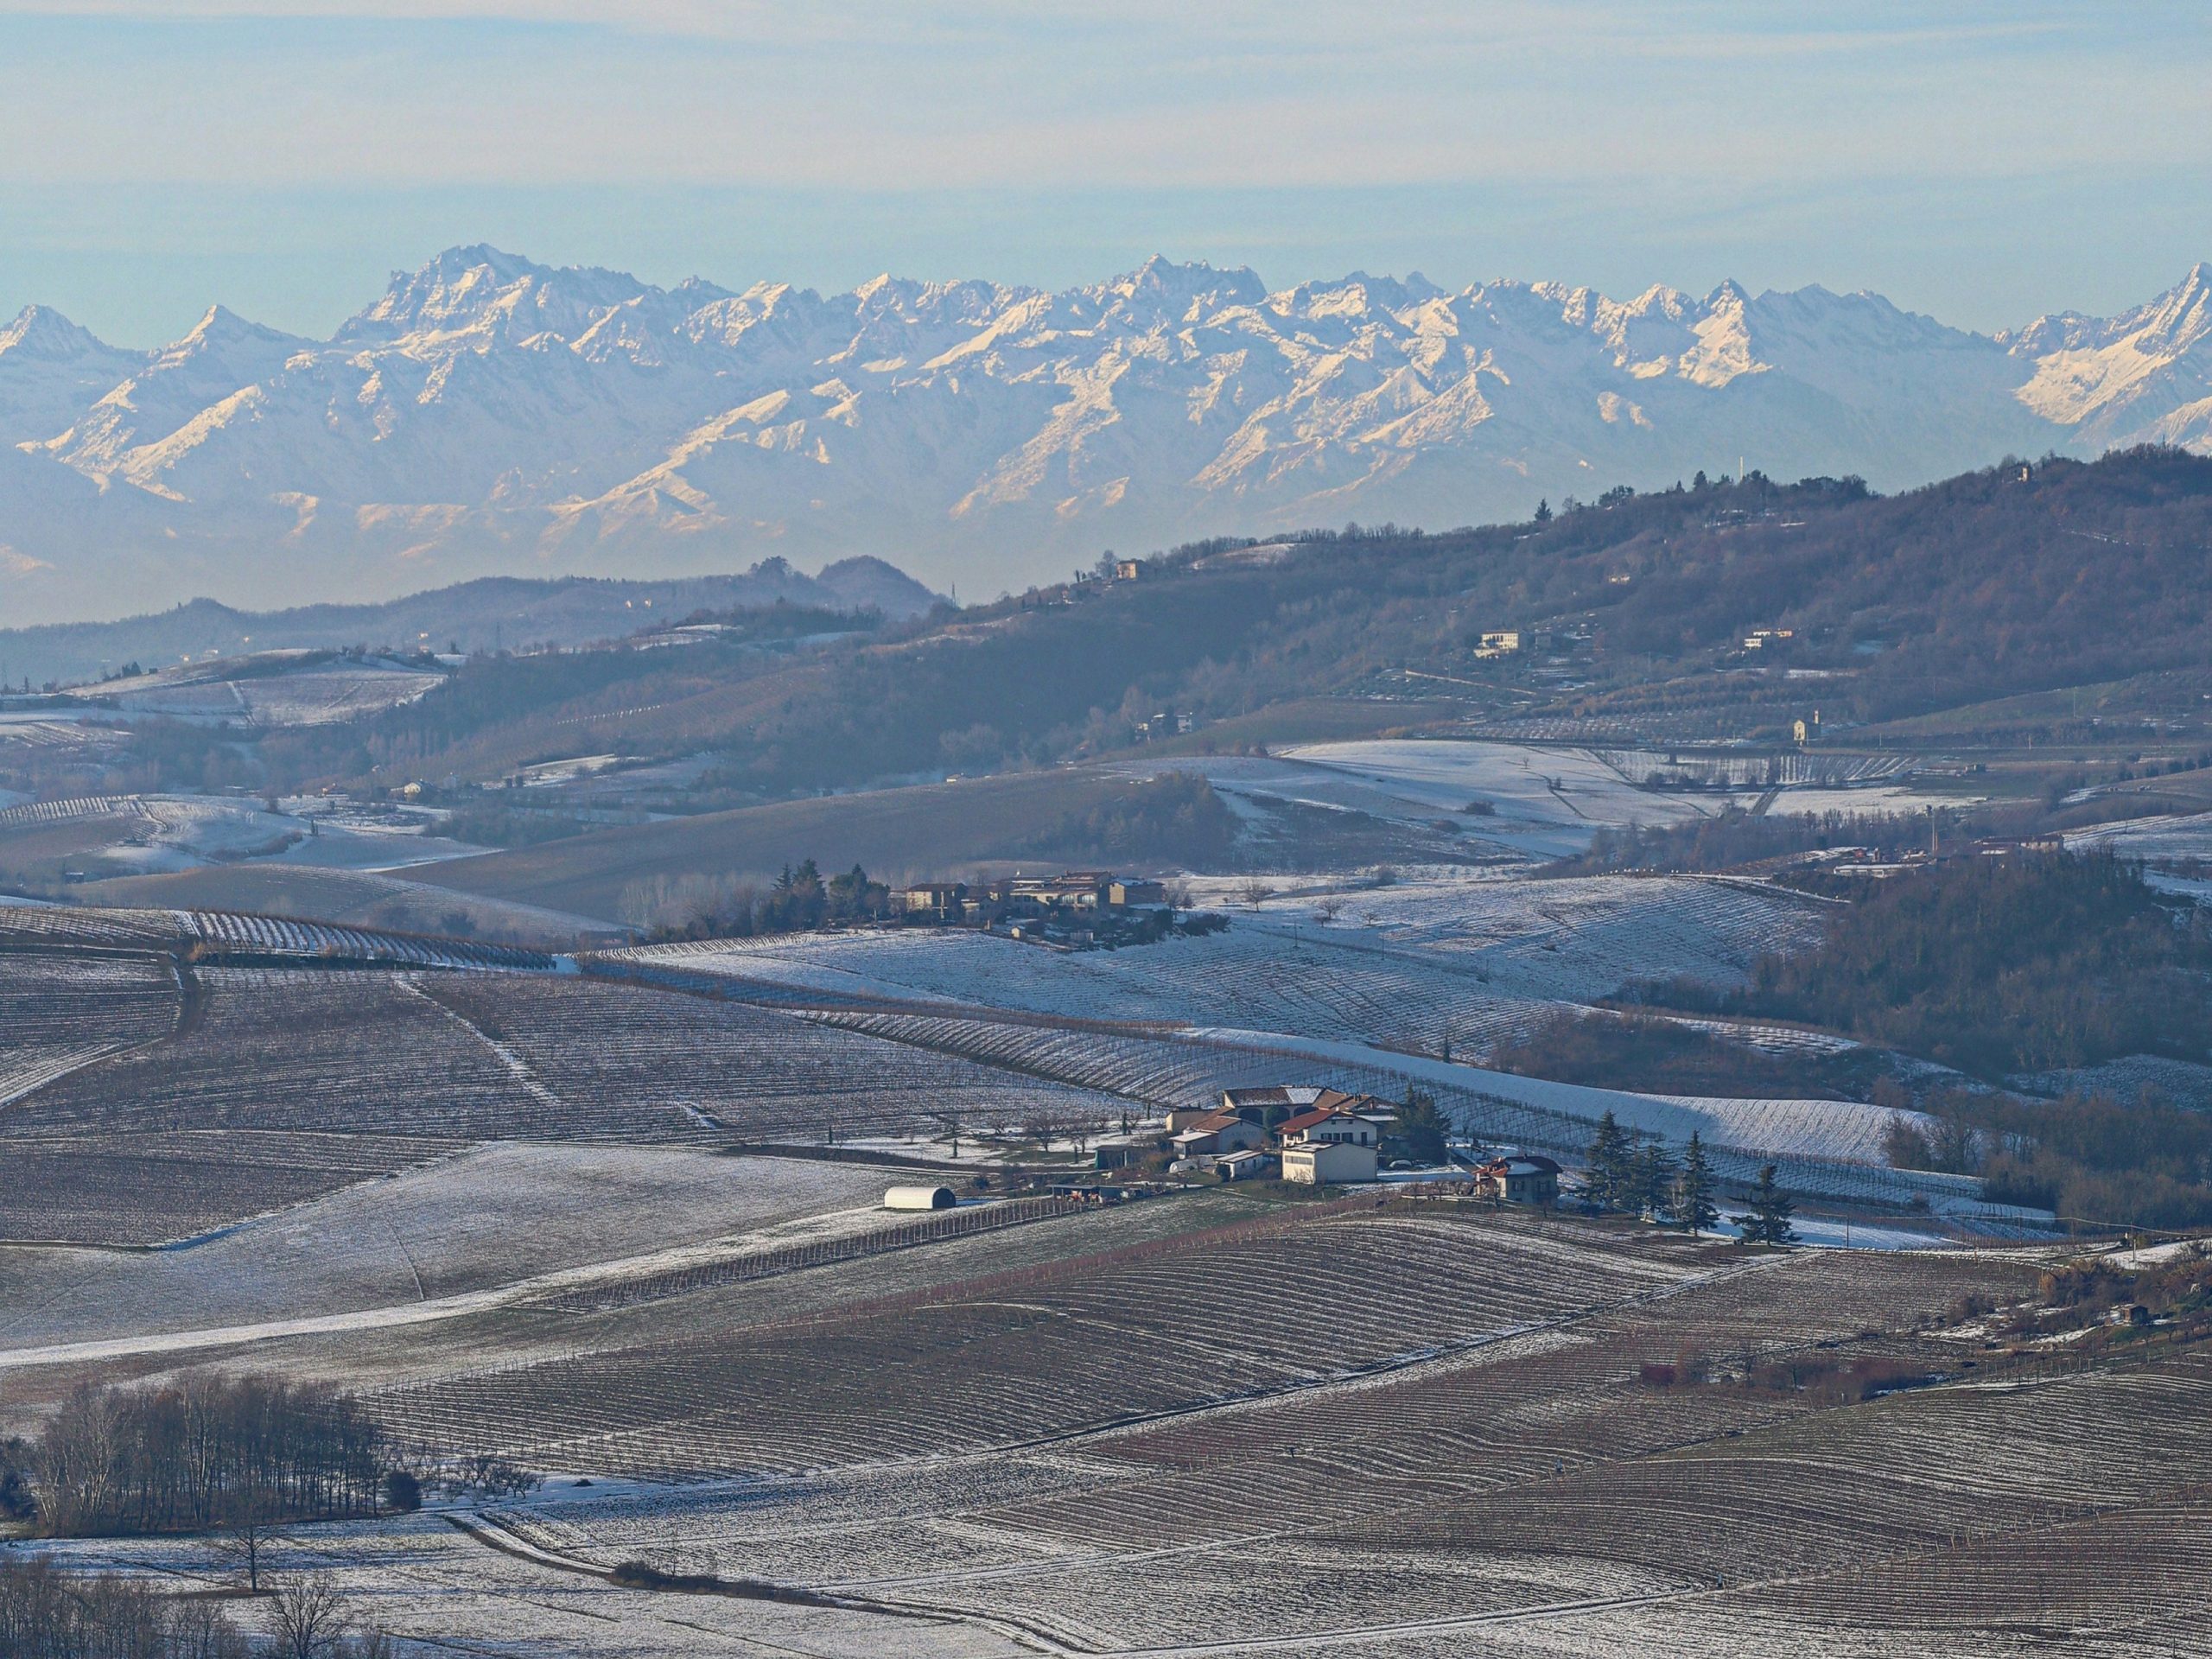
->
[0, 558, 938, 688]
[3, 245, 2211, 625]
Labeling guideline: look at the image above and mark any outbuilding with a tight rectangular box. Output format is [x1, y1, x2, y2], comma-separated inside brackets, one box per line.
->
[1171, 1111, 1268, 1158]
[1281, 1140, 1378, 1185]
[884, 1184, 958, 1211]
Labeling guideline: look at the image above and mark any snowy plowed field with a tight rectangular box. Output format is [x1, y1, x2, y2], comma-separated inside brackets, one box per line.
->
[618, 870, 1824, 1058]
[0, 1144, 892, 1354]
[2068, 809, 2212, 863]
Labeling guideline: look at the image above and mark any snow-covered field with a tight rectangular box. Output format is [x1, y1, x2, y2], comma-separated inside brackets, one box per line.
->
[1763, 782, 1988, 815]
[29, 1516, 1023, 1659]
[0, 1144, 892, 1357]
[623, 869, 1821, 1060]
[2068, 809, 2212, 863]
[1282, 739, 1713, 832]
[1137, 741, 1714, 860]
[61, 656, 446, 727]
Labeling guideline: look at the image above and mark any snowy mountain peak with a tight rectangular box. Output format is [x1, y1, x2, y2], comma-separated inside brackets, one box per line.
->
[1101, 257, 1267, 315]
[341, 245, 653, 347]
[169, 304, 299, 354]
[0, 305, 116, 364]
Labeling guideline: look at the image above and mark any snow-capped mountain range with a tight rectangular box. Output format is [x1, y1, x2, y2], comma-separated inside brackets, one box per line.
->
[4, 245, 2210, 625]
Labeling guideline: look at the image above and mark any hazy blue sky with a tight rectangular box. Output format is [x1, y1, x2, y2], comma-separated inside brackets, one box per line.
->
[2, 1, 2208, 346]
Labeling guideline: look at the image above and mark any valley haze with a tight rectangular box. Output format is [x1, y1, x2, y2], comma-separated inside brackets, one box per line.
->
[3, 245, 2211, 626]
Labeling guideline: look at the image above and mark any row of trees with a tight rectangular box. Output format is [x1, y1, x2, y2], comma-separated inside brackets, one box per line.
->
[0, 1556, 390, 1659]
[21, 1375, 402, 1539]
[1558, 807, 1943, 877]
[1583, 1115, 1796, 1243]
[1885, 1087, 2212, 1230]
[641, 857, 895, 942]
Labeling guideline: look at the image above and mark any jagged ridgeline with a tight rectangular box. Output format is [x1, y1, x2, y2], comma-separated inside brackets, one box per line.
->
[3, 245, 2210, 622]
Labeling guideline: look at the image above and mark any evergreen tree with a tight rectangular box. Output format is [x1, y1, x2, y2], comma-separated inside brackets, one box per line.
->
[1534, 498, 1553, 524]
[1629, 1139, 1680, 1219]
[1394, 1087, 1449, 1165]
[1737, 1164, 1797, 1246]
[1674, 1132, 1719, 1234]
[1585, 1111, 1631, 1211]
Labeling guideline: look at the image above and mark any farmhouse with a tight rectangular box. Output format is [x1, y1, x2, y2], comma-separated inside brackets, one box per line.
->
[1276, 1103, 1382, 1147]
[895, 881, 969, 921]
[1474, 1155, 1562, 1205]
[1277, 1102, 1383, 1185]
[1474, 630, 1522, 658]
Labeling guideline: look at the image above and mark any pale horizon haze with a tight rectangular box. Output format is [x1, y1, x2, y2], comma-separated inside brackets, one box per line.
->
[2, 1, 2209, 346]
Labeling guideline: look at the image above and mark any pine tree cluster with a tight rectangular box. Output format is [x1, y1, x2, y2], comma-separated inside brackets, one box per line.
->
[1582, 1114, 1756, 1241]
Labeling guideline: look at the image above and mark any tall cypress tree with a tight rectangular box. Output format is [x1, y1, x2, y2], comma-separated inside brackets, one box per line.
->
[1738, 1164, 1796, 1246]
[1586, 1111, 1630, 1211]
[1630, 1139, 1680, 1219]
[1674, 1133, 1718, 1234]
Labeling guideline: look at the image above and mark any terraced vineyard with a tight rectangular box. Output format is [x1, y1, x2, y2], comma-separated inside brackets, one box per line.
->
[418, 974, 1128, 1142]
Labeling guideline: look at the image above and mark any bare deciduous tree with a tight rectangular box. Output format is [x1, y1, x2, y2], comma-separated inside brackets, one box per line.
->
[267, 1577, 352, 1659]
[216, 1484, 280, 1593]
[1237, 877, 1274, 909]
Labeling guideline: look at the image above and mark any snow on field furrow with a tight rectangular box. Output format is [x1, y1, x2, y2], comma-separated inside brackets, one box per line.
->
[0, 793, 148, 827]
[376, 1217, 1709, 1483]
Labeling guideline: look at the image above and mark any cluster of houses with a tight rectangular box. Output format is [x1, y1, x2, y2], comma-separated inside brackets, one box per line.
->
[892, 870, 1171, 946]
[1157, 1084, 1562, 1200]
